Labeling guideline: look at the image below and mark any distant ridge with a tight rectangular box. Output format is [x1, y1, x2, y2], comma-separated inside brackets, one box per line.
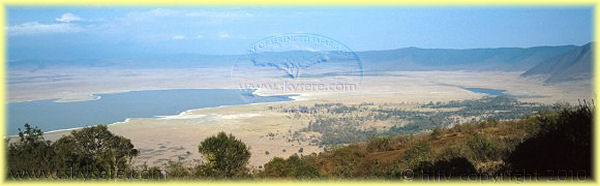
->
[357, 45, 577, 71]
[521, 42, 592, 83]
[10, 44, 582, 74]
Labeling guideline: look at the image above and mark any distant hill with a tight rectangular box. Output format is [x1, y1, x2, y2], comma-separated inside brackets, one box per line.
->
[356, 45, 577, 71]
[521, 43, 592, 83]
[9, 45, 580, 73]
[8, 54, 240, 70]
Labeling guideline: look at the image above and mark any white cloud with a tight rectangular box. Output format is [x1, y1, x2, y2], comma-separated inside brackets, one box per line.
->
[123, 9, 252, 22]
[171, 35, 185, 40]
[185, 10, 253, 18]
[8, 22, 83, 35]
[124, 8, 180, 21]
[196, 34, 204, 39]
[55, 13, 81, 23]
[145, 8, 179, 17]
[218, 33, 230, 38]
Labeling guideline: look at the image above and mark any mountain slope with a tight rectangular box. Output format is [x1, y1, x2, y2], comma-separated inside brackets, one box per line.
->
[357, 45, 577, 72]
[521, 43, 592, 83]
[9, 45, 579, 73]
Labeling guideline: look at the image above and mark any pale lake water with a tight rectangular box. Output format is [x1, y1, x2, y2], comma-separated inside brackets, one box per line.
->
[8, 89, 294, 135]
[463, 87, 507, 96]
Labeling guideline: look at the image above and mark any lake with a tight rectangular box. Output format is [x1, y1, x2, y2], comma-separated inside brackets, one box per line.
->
[463, 87, 507, 96]
[8, 89, 293, 135]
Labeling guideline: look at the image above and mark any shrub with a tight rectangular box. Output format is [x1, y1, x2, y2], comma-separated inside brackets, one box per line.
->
[465, 133, 504, 162]
[404, 141, 433, 170]
[318, 144, 367, 178]
[366, 136, 392, 152]
[430, 127, 443, 140]
[437, 145, 467, 161]
[505, 102, 592, 178]
[261, 157, 294, 178]
[7, 124, 54, 171]
[139, 163, 167, 179]
[260, 154, 320, 179]
[166, 161, 192, 179]
[426, 157, 477, 177]
[288, 155, 320, 179]
[197, 132, 251, 178]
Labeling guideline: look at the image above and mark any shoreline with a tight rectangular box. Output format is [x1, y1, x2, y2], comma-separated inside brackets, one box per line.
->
[7, 88, 304, 138]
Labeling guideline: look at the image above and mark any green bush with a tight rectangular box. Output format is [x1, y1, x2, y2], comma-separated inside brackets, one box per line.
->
[505, 102, 592, 178]
[261, 157, 294, 178]
[430, 127, 443, 140]
[327, 144, 366, 178]
[197, 132, 251, 178]
[427, 157, 477, 177]
[165, 161, 192, 179]
[437, 145, 467, 161]
[52, 125, 138, 171]
[7, 124, 54, 171]
[465, 133, 505, 162]
[366, 136, 392, 152]
[8, 124, 138, 175]
[260, 154, 320, 179]
[404, 141, 433, 170]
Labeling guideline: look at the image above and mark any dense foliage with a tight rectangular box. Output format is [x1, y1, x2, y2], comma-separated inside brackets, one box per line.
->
[505, 101, 592, 176]
[196, 132, 251, 179]
[7, 124, 54, 172]
[7, 125, 139, 179]
[257, 154, 320, 179]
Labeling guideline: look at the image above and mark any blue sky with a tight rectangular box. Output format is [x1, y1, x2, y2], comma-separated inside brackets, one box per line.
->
[6, 7, 593, 58]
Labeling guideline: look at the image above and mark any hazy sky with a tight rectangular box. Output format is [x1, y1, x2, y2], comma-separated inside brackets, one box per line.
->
[7, 7, 593, 57]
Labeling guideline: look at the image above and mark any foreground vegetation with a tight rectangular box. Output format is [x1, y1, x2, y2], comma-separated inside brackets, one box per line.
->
[5, 101, 592, 181]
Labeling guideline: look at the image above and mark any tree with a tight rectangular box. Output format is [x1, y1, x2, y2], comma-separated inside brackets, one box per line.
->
[51, 125, 138, 171]
[7, 124, 55, 171]
[197, 132, 251, 178]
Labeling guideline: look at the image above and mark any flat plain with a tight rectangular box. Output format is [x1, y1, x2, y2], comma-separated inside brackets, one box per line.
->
[12, 67, 590, 168]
